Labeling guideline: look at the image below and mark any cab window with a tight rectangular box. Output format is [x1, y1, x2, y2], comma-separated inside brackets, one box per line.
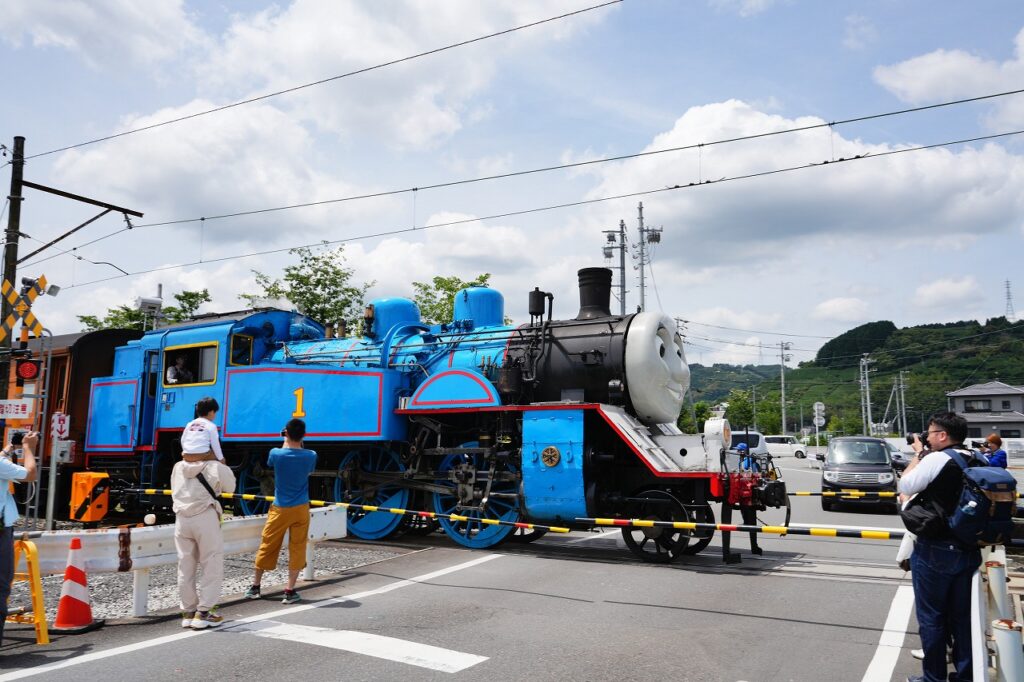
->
[164, 345, 217, 386]
[230, 334, 254, 366]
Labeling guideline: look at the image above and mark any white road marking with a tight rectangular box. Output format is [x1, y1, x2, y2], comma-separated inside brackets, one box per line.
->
[860, 585, 915, 682]
[230, 620, 487, 673]
[0, 553, 502, 680]
[567, 530, 622, 544]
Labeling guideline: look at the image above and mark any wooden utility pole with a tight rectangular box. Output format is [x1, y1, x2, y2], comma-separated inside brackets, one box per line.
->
[1, 136, 26, 399]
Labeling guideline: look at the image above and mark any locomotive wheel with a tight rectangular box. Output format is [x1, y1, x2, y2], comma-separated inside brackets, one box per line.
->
[620, 489, 691, 563]
[237, 461, 273, 515]
[433, 453, 521, 549]
[396, 492, 441, 537]
[507, 527, 548, 544]
[679, 502, 715, 556]
[334, 448, 410, 540]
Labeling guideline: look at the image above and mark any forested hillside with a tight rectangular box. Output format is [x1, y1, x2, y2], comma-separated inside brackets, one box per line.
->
[685, 316, 1024, 434]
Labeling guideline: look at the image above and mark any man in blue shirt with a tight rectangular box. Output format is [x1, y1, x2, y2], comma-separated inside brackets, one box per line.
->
[1, 431, 38, 647]
[246, 419, 317, 604]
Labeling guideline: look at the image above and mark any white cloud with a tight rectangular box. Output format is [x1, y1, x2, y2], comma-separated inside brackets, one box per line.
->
[874, 27, 1024, 127]
[0, 0, 204, 68]
[812, 297, 869, 322]
[913, 276, 983, 308]
[51, 100, 396, 247]
[195, 0, 606, 150]
[708, 0, 780, 18]
[842, 15, 878, 51]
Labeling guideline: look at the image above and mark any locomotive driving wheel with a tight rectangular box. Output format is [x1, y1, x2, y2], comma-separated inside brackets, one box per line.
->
[680, 502, 715, 556]
[237, 460, 273, 515]
[432, 452, 521, 549]
[620, 489, 692, 563]
[334, 448, 410, 540]
[507, 526, 548, 543]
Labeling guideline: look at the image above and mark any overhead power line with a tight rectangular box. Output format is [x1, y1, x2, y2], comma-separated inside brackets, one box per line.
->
[18, 1, 622, 162]
[35, 86, 1024, 260]
[53, 127, 1024, 289]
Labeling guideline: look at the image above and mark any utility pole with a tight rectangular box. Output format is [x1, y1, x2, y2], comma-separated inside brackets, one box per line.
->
[779, 341, 792, 434]
[633, 202, 662, 312]
[752, 384, 758, 431]
[898, 370, 909, 436]
[601, 220, 627, 315]
[859, 354, 874, 435]
[1, 136, 25, 399]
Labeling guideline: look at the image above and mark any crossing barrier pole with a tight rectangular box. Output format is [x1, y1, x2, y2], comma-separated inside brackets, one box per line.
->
[992, 619, 1024, 682]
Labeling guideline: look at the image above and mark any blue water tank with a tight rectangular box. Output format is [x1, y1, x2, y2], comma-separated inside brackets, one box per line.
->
[369, 297, 421, 337]
[453, 288, 504, 328]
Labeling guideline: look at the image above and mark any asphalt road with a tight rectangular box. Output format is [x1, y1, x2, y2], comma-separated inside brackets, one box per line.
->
[1, 456, 922, 682]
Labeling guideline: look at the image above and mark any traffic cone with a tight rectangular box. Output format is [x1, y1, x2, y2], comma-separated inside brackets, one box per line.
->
[51, 537, 104, 633]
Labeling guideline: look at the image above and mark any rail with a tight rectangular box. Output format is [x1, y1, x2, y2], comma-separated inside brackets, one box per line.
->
[14, 506, 346, 617]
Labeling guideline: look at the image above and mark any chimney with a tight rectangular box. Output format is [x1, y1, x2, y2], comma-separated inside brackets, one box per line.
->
[576, 267, 612, 320]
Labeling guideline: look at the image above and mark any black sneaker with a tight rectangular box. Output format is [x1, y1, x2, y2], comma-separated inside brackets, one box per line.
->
[244, 585, 261, 600]
[281, 589, 300, 604]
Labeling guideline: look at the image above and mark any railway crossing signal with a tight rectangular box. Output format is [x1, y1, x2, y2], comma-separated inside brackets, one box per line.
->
[0, 274, 47, 342]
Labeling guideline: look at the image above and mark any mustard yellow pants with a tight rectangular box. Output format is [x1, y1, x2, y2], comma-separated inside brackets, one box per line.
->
[254, 504, 310, 571]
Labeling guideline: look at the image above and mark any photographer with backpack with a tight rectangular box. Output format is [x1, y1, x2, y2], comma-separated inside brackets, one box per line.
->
[898, 411, 1017, 682]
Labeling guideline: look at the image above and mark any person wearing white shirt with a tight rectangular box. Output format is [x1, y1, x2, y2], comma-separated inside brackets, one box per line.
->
[898, 412, 981, 682]
[181, 397, 224, 462]
[1, 431, 38, 647]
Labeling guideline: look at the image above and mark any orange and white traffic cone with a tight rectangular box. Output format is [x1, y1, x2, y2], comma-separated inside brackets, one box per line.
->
[51, 537, 104, 633]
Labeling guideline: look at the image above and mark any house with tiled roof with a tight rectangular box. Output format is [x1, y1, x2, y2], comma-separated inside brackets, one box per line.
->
[946, 381, 1024, 439]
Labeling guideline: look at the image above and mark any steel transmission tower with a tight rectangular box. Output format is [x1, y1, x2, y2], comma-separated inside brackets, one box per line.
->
[1006, 280, 1016, 322]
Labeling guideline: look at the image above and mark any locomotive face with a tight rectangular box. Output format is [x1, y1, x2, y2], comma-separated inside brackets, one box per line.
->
[624, 313, 690, 424]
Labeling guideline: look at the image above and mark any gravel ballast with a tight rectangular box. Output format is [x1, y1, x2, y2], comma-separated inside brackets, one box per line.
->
[7, 540, 403, 623]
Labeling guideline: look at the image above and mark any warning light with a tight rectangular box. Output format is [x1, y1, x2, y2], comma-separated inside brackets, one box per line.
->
[15, 359, 40, 386]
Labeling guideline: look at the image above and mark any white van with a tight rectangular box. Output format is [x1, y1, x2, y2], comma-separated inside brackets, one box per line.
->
[764, 435, 806, 459]
[730, 430, 769, 457]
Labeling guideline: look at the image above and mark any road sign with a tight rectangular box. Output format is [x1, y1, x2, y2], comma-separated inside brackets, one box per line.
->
[813, 416, 826, 427]
[0, 399, 32, 418]
[0, 274, 47, 342]
[813, 402, 825, 414]
[51, 412, 69, 439]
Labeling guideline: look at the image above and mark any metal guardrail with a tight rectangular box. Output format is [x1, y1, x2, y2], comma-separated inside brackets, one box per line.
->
[973, 545, 1024, 680]
[13, 506, 346, 617]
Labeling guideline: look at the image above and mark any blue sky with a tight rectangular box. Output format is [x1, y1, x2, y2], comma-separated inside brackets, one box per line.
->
[3, 0, 1024, 366]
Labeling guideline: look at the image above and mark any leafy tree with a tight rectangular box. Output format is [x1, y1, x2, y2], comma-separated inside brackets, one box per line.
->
[724, 388, 754, 429]
[412, 273, 494, 325]
[78, 289, 211, 331]
[239, 246, 372, 331]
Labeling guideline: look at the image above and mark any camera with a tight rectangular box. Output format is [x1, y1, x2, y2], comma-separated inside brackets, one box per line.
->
[11, 432, 24, 446]
[280, 428, 287, 437]
[906, 433, 928, 447]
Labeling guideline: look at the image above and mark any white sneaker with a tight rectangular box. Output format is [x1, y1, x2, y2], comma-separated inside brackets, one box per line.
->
[911, 649, 924, 660]
[181, 612, 195, 628]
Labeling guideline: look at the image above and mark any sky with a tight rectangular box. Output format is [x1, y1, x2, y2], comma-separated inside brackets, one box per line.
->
[3, 0, 1024, 367]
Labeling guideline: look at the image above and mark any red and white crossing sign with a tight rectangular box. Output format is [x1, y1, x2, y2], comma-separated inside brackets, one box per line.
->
[51, 412, 69, 439]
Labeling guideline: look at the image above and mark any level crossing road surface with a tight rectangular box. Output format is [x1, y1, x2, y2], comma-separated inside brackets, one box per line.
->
[1, 458, 921, 681]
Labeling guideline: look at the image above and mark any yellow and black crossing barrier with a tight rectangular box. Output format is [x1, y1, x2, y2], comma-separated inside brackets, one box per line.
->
[789, 490, 897, 498]
[576, 516, 903, 541]
[124, 488, 572, 534]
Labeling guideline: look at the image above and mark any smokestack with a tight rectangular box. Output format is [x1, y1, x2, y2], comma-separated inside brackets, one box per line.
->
[576, 267, 612, 320]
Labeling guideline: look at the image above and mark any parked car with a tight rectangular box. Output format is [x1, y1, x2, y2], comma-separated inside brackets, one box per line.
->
[730, 430, 769, 457]
[820, 436, 898, 513]
[885, 441, 911, 472]
[764, 435, 806, 459]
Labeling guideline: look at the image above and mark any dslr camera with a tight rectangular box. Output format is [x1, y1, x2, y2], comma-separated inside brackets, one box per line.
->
[906, 433, 928, 447]
[10, 431, 24, 446]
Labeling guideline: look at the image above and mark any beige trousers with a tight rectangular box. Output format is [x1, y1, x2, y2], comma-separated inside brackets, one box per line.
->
[175, 506, 223, 612]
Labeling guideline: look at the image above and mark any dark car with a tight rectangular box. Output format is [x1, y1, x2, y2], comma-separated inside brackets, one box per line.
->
[886, 442, 911, 472]
[819, 436, 898, 513]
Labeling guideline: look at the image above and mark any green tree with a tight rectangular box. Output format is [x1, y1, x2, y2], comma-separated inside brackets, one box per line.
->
[239, 246, 372, 331]
[724, 388, 754, 429]
[78, 289, 212, 331]
[412, 273, 493, 325]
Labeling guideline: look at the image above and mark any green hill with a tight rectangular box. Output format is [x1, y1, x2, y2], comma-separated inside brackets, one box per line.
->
[687, 316, 1024, 434]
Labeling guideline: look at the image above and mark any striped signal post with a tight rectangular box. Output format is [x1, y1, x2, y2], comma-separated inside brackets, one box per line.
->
[0, 274, 46, 343]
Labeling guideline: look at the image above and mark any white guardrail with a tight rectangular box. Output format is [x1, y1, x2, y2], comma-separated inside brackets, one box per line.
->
[972, 545, 1024, 681]
[14, 506, 347, 617]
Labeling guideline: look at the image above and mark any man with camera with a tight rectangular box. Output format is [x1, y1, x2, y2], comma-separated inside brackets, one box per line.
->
[0, 431, 38, 648]
[899, 412, 980, 682]
[245, 419, 317, 604]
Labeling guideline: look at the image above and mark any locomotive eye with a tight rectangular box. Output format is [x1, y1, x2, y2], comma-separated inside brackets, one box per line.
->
[659, 344, 665, 357]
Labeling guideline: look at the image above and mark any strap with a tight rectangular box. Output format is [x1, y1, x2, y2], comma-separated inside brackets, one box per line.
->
[196, 471, 219, 504]
[943, 447, 972, 470]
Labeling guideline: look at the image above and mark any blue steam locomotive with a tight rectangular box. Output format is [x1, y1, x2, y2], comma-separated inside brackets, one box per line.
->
[84, 268, 753, 562]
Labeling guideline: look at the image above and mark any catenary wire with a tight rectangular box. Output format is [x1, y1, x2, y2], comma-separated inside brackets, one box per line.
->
[52, 127, 1024, 288]
[40, 87, 1024, 258]
[21, 1, 623, 162]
